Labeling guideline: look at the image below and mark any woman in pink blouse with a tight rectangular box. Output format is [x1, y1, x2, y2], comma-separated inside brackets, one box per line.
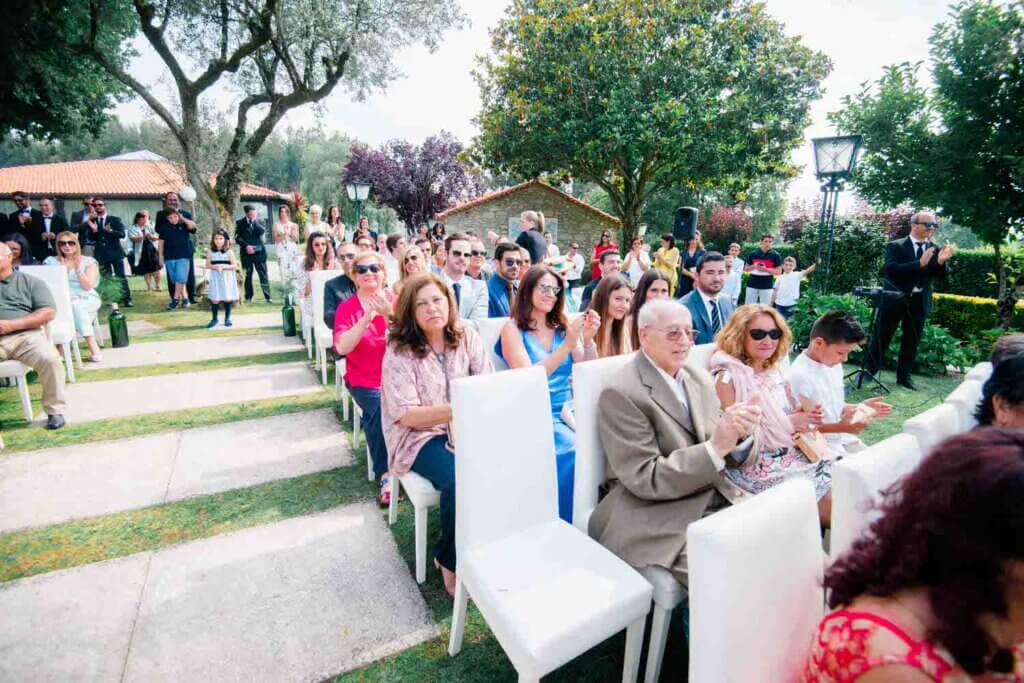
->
[334, 250, 395, 505]
[381, 272, 491, 596]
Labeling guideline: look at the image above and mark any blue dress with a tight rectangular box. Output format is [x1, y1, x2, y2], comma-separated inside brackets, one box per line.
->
[497, 328, 576, 522]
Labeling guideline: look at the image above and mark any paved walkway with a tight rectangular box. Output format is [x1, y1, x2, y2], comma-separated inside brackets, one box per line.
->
[84, 334, 302, 370]
[0, 504, 438, 682]
[54, 362, 322, 424]
[0, 410, 349, 533]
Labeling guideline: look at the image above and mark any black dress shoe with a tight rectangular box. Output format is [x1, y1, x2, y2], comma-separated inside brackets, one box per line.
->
[46, 414, 66, 430]
[124, 301, 135, 308]
[265, 298, 274, 305]
[897, 377, 918, 391]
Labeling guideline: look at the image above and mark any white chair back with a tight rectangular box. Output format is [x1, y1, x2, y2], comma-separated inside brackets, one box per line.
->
[452, 366, 556, 553]
[945, 379, 982, 432]
[687, 479, 823, 683]
[473, 317, 509, 371]
[19, 265, 74, 340]
[831, 433, 923, 560]
[903, 401, 960, 454]
[572, 354, 635, 532]
[685, 343, 715, 372]
[309, 270, 337, 338]
[965, 361, 993, 384]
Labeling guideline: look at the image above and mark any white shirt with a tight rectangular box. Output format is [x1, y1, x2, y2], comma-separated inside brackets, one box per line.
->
[566, 253, 584, 281]
[624, 251, 651, 288]
[546, 243, 560, 258]
[722, 269, 742, 302]
[695, 288, 722, 325]
[440, 269, 488, 320]
[786, 350, 857, 447]
[383, 252, 400, 287]
[773, 270, 807, 307]
[730, 257, 745, 274]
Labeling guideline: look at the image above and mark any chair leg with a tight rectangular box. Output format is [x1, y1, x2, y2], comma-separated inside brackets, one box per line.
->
[62, 344, 75, 383]
[623, 617, 646, 683]
[341, 381, 350, 422]
[644, 604, 672, 683]
[334, 362, 342, 402]
[72, 336, 83, 367]
[414, 502, 428, 584]
[366, 450, 373, 482]
[16, 376, 33, 422]
[94, 314, 105, 347]
[388, 476, 400, 526]
[320, 348, 328, 385]
[353, 407, 362, 449]
[448, 577, 468, 657]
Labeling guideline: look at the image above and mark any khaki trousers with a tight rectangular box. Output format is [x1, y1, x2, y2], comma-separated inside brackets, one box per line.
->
[0, 328, 66, 415]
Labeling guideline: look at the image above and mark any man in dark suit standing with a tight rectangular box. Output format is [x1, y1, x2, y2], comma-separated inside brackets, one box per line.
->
[155, 192, 197, 304]
[78, 197, 133, 306]
[71, 197, 97, 257]
[235, 205, 272, 303]
[679, 251, 735, 345]
[9, 191, 46, 261]
[866, 211, 954, 390]
[36, 197, 69, 261]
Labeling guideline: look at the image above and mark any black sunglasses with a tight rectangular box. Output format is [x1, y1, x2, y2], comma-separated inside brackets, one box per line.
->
[58, 241, 77, 247]
[749, 328, 783, 341]
[449, 249, 470, 258]
[470, 250, 486, 257]
[503, 258, 523, 267]
[354, 264, 381, 275]
[915, 221, 938, 228]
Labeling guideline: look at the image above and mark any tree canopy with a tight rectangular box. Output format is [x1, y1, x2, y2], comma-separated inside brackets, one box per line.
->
[473, 0, 831, 241]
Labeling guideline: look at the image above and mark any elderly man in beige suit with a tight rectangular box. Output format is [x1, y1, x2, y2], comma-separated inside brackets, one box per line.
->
[588, 298, 761, 584]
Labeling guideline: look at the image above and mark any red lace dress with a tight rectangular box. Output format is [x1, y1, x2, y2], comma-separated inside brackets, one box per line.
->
[803, 609, 1024, 682]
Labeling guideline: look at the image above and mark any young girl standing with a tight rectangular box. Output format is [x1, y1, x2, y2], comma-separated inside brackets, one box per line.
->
[206, 229, 240, 328]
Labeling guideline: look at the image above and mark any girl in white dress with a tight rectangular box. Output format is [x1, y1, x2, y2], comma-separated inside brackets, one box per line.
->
[206, 229, 240, 328]
[275, 205, 301, 302]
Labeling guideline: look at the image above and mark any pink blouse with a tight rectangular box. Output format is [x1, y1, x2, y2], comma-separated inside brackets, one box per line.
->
[333, 293, 392, 389]
[380, 325, 491, 475]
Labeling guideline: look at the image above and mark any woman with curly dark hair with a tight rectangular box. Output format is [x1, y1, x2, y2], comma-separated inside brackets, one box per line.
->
[975, 356, 1024, 428]
[803, 429, 1024, 681]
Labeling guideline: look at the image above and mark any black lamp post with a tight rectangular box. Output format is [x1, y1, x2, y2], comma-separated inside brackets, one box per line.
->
[345, 181, 371, 226]
[811, 134, 862, 292]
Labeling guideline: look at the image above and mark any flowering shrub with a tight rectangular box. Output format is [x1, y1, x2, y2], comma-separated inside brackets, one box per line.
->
[700, 206, 752, 251]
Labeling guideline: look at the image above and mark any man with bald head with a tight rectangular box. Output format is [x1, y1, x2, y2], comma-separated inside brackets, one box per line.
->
[588, 299, 760, 585]
[866, 210, 954, 390]
[0, 243, 66, 429]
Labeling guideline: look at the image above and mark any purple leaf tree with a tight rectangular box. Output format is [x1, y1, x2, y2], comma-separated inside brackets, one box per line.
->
[343, 131, 486, 231]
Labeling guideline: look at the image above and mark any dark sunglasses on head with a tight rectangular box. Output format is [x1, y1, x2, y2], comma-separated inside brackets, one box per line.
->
[749, 328, 783, 341]
[355, 264, 381, 275]
[58, 241, 77, 247]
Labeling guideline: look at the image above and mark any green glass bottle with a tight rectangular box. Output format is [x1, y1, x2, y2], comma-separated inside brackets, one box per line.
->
[108, 303, 130, 348]
[282, 298, 297, 337]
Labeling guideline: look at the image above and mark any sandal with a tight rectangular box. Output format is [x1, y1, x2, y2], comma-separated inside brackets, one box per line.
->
[378, 475, 392, 507]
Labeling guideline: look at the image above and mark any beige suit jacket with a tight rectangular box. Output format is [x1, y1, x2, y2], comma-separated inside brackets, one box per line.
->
[588, 352, 757, 572]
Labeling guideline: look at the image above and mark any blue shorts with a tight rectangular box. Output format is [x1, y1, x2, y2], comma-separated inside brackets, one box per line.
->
[165, 258, 190, 284]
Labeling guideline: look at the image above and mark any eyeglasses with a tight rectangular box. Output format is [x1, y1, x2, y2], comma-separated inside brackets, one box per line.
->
[502, 258, 523, 267]
[914, 221, 939, 228]
[355, 264, 381, 275]
[58, 241, 77, 247]
[470, 250, 486, 257]
[404, 254, 420, 262]
[340, 253, 356, 260]
[646, 326, 693, 342]
[449, 249, 470, 258]
[537, 284, 561, 296]
[749, 328, 783, 341]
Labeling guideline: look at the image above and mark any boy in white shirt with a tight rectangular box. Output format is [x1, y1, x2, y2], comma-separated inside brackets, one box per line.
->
[727, 242, 745, 273]
[786, 311, 892, 455]
[771, 256, 816, 319]
[722, 253, 743, 305]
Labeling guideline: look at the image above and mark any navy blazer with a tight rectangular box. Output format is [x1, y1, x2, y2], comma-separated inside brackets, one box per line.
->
[680, 289, 735, 346]
[487, 273, 517, 318]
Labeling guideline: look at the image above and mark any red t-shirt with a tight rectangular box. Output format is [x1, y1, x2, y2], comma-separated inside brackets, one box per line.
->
[333, 294, 391, 389]
[592, 243, 619, 279]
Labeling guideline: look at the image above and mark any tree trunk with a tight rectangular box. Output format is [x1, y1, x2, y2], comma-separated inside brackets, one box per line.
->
[994, 242, 1021, 330]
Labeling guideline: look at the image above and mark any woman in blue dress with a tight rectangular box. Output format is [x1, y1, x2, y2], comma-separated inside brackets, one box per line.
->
[498, 264, 600, 522]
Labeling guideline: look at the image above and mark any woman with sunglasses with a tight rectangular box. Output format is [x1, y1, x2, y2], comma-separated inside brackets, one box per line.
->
[589, 274, 633, 357]
[628, 269, 673, 348]
[709, 304, 833, 522]
[334, 251, 396, 506]
[393, 244, 426, 298]
[591, 229, 619, 281]
[44, 231, 103, 362]
[295, 231, 342, 331]
[498, 265, 600, 522]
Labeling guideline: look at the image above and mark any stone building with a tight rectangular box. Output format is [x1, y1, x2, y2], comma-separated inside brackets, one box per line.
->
[436, 179, 620, 253]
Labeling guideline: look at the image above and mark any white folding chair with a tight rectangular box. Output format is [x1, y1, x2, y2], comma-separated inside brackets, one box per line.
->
[687, 479, 824, 683]
[573, 354, 680, 683]
[310, 271, 337, 386]
[903, 401, 960, 454]
[448, 367, 652, 683]
[965, 361, 993, 384]
[20, 266, 78, 382]
[472, 316, 509, 371]
[0, 360, 35, 421]
[685, 343, 715, 373]
[945, 379, 982, 432]
[831, 433, 923, 560]
[296, 299, 314, 360]
[92, 310, 104, 347]
[388, 469, 441, 584]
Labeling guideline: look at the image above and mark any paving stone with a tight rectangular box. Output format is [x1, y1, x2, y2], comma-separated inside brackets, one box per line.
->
[83, 333, 302, 370]
[127, 319, 163, 335]
[214, 311, 281, 330]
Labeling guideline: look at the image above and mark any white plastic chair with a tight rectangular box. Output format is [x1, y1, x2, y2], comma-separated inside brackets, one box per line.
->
[388, 469, 441, 584]
[310, 271, 337, 386]
[473, 317, 509, 371]
[0, 360, 34, 421]
[572, 353, 681, 683]
[296, 299, 314, 360]
[687, 479, 824, 683]
[831, 433, 923, 560]
[903, 401, 960, 454]
[20, 266, 78, 382]
[448, 367, 653, 682]
[965, 361, 993, 384]
[945, 379, 982, 432]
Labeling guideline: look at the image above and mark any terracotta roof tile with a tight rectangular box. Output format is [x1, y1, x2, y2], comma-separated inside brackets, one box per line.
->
[436, 179, 621, 225]
[0, 159, 284, 199]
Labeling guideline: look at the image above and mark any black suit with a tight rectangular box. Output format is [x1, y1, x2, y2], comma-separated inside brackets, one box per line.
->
[79, 213, 132, 305]
[323, 273, 356, 330]
[156, 209, 197, 303]
[867, 236, 948, 381]
[235, 217, 272, 301]
[9, 209, 47, 261]
[35, 213, 69, 261]
[515, 229, 547, 265]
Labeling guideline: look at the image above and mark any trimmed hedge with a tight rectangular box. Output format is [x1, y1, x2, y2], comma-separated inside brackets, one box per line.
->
[931, 293, 1024, 339]
[933, 248, 999, 299]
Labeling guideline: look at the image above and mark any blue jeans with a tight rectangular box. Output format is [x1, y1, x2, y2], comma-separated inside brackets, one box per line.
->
[347, 384, 388, 480]
[774, 303, 795, 320]
[409, 434, 456, 571]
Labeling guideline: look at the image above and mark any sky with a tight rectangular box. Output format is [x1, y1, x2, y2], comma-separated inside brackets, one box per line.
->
[115, 0, 954, 208]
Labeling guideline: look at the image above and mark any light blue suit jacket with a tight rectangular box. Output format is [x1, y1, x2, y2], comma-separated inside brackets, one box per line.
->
[680, 289, 735, 346]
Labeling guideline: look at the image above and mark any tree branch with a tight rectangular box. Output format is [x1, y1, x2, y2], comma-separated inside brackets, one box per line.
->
[191, 0, 278, 93]
[132, 0, 191, 94]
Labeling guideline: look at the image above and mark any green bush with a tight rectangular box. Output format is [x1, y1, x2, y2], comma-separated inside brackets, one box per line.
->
[792, 218, 888, 295]
[931, 292, 1024, 338]
[933, 248, 999, 299]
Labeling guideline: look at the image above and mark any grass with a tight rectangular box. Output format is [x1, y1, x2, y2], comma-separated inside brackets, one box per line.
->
[847, 369, 961, 445]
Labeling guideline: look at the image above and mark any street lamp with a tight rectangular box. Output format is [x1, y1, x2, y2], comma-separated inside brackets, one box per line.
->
[345, 181, 371, 227]
[811, 134, 862, 292]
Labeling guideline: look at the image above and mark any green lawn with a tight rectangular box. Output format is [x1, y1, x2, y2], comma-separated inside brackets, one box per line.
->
[847, 370, 961, 445]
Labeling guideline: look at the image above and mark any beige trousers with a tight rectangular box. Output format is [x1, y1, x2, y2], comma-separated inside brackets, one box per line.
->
[0, 328, 66, 416]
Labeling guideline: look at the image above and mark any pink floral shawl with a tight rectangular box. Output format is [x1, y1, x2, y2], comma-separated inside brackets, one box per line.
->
[708, 350, 794, 451]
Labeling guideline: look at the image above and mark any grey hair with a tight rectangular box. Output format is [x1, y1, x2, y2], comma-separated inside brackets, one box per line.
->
[911, 210, 935, 224]
[309, 204, 323, 215]
[637, 298, 689, 330]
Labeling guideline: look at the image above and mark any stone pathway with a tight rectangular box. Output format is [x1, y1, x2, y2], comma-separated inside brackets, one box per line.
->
[0, 504, 438, 682]
[54, 362, 321, 424]
[0, 410, 349, 533]
[84, 333, 302, 370]
[213, 311, 281, 330]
